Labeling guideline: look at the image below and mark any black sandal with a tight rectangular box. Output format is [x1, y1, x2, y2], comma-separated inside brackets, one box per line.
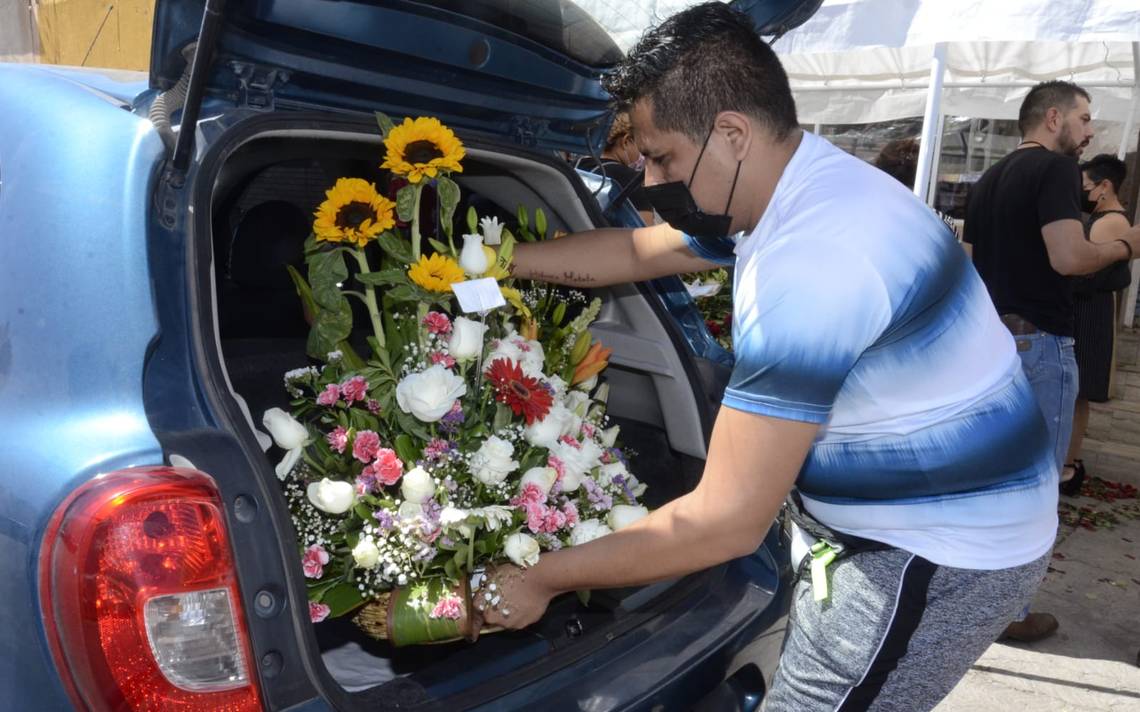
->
[1060, 459, 1086, 497]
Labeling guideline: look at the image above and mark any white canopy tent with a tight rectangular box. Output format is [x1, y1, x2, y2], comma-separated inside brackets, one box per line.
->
[773, 0, 1140, 325]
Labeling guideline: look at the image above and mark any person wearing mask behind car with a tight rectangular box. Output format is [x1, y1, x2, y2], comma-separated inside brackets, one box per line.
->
[1064, 154, 1135, 496]
[471, 4, 1140, 709]
[575, 111, 656, 224]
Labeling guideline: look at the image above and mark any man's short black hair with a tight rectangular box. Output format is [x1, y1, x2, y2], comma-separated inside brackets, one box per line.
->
[1081, 153, 1127, 194]
[601, 1, 798, 143]
[1017, 80, 1091, 136]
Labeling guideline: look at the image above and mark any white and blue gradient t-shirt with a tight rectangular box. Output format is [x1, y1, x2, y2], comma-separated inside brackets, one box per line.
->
[685, 131, 1057, 570]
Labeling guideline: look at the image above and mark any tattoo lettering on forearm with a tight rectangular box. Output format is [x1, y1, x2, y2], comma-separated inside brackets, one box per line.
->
[528, 270, 598, 286]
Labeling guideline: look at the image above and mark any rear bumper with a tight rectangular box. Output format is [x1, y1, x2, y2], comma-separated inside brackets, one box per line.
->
[469, 535, 792, 712]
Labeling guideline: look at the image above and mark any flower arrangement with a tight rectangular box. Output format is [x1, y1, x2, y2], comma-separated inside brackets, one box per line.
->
[268, 114, 649, 645]
[684, 268, 733, 351]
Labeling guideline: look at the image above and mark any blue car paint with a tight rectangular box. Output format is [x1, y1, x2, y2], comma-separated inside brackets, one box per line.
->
[0, 63, 166, 709]
[0, 1, 827, 703]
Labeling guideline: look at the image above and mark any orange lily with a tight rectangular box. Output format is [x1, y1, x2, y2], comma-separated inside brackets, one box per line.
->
[571, 341, 612, 385]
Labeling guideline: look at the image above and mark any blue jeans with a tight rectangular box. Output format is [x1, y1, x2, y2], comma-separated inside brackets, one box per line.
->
[1014, 332, 1079, 475]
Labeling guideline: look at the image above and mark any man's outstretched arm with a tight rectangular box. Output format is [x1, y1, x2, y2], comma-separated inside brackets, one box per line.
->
[511, 222, 721, 287]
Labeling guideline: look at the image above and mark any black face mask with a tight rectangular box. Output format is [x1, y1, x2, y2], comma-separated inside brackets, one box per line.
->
[643, 126, 742, 240]
[1080, 186, 1098, 214]
[1080, 187, 1098, 211]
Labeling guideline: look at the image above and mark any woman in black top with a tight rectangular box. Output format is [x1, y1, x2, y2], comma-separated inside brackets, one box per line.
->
[575, 112, 655, 224]
[1064, 154, 1133, 495]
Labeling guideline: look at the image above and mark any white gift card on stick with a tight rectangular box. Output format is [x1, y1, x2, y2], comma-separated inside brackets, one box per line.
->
[452, 277, 506, 314]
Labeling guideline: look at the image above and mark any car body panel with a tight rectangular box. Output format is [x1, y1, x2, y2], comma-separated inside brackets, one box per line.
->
[0, 63, 166, 709]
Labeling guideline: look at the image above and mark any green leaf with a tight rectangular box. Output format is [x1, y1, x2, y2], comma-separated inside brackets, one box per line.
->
[377, 231, 414, 265]
[303, 233, 320, 256]
[492, 403, 513, 431]
[321, 581, 367, 617]
[466, 205, 478, 235]
[535, 208, 548, 239]
[552, 302, 566, 326]
[385, 284, 420, 303]
[428, 238, 451, 256]
[354, 502, 373, 521]
[394, 434, 420, 464]
[516, 205, 529, 232]
[375, 111, 396, 139]
[355, 267, 409, 287]
[436, 176, 460, 232]
[576, 589, 592, 608]
[395, 409, 432, 441]
[396, 184, 418, 223]
[314, 304, 353, 352]
[309, 249, 350, 311]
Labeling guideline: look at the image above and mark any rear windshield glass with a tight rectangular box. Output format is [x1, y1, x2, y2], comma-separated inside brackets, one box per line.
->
[421, 0, 625, 67]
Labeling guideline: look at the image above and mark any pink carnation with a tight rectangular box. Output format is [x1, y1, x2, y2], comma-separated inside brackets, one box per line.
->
[341, 376, 368, 403]
[562, 502, 579, 528]
[371, 448, 404, 486]
[302, 544, 330, 578]
[309, 601, 331, 623]
[353, 430, 381, 463]
[326, 426, 349, 454]
[581, 423, 597, 439]
[547, 455, 566, 480]
[542, 507, 568, 533]
[513, 483, 546, 507]
[559, 435, 581, 448]
[429, 595, 464, 620]
[430, 351, 457, 369]
[367, 399, 382, 414]
[423, 311, 452, 335]
[316, 384, 341, 406]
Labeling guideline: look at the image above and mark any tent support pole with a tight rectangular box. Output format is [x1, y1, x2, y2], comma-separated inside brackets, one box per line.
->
[913, 43, 947, 202]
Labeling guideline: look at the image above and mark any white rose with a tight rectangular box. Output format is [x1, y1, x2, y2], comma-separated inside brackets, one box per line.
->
[597, 461, 629, 488]
[560, 468, 584, 493]
[398, 501, 424, 520]
[468, 436, 519, 485]
[607, 505, 649, 531]
[552, 437, 604, 479]
[570, 519, 612, 546]
[396, 364, 467, 422]
[564, 390, 591, 417]
[504, 532, 540, 568]
[352, 536, 380, 569]
[448, 316, 489, 362]
[262, 407, 310, 479]
[519, 466, 558, 496]
[480, 215, 504, 246]
[599, 424, 621, 448]
[401, 466, 436, 504]
[575, 374, 598, 391]
[524, 403, 576, 450]
[486, 340, 523, 368]
[306, 478, 355, 514]
[518, 339, 545, 379]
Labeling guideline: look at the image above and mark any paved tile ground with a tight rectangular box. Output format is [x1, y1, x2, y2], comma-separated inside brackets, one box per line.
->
[936, 326, 1140, 711]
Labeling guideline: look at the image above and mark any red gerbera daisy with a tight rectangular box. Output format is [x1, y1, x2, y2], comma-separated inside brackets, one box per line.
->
[485, 358, 553, 425]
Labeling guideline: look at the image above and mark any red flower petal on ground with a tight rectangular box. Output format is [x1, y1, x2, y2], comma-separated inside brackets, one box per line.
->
[485, 358, 553, 425]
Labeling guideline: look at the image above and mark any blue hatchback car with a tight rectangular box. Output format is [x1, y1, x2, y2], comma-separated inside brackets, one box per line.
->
[1, 1, 820, 709]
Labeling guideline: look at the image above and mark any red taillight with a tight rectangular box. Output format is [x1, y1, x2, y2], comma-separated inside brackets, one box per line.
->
[40, 467, 262, 711]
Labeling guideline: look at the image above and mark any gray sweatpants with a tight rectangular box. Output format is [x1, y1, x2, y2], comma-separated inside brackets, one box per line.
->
[762, 547, 1050, 711]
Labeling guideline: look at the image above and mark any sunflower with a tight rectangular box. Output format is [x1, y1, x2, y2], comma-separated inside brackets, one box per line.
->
[407, 253, 465, 293]
[313, 178, 397, 248]
[381, 117, 466, 183]
[485, 358, 553, 425]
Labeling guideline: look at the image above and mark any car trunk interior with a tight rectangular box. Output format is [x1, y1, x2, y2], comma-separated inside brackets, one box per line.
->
[204, 122, 711, 700]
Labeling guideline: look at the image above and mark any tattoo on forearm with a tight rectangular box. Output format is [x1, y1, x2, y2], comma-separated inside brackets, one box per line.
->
[529, 270, 598, 286]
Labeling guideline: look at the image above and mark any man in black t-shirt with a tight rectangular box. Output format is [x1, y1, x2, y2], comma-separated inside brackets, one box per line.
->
[964, 80, 1140, 643]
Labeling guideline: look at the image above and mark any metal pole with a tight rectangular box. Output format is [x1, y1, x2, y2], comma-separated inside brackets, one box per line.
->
[914, 43, 947, 201]
[924, 112, 946, 207]
[792, 79, 1137, 92]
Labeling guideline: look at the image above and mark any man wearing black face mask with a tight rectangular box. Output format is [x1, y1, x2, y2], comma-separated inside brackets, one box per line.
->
[474, 4, 1140, 710]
